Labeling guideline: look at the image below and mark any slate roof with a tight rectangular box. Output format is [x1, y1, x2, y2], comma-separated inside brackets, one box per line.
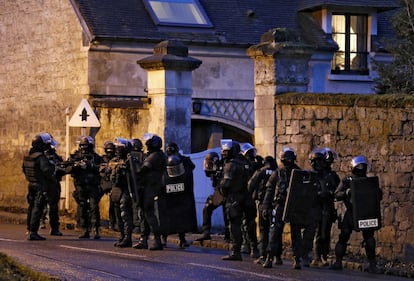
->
[70, 0, 399, 49]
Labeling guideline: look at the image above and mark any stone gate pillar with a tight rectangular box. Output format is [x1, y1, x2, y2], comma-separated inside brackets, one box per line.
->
[247, 28, 315, 157]
[137, 40, 202, 153]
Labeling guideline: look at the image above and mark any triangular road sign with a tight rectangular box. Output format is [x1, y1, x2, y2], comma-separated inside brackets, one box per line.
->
[68, 98, 101, 127]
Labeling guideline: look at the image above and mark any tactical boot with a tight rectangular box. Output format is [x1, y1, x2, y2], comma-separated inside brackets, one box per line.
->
[133, 236, 148, 249]
[28, 232, 46, 241]
[293, 257, 302, 270]
[321, 255, 330, 267]
[255, 256, 266, 265]
[117, 235, 132, 248]
[263, 256, 273, 268]
[240, 243, 251, 254]
[222, 252, 242, 261]
[310, 257, 323, 267]
[50, 229, 63, 236]
[195, 232, 211, 242]
[79, 230, 90, 239]
[178, 239, 190, 249]
[275, 256, 283, 265]
[161, 235, 168, 247]
[114, 234, 125, 247]
[149, 235, 163, 251]
[250, 246, 260, 258]
[329, 259, 343, 270]
[93, 227, 101, 240]
[301, 255, 310, 267]
[366, 260, 382, 274]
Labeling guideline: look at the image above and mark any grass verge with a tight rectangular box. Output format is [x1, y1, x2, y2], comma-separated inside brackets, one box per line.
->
[0, 252, 61, 281]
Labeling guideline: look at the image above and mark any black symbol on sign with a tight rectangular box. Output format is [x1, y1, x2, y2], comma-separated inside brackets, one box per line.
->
[80, 108, 89, 121]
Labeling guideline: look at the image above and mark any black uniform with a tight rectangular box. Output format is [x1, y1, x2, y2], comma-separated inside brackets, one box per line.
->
[137, 134, 167, 250]
[127, 147, 145, 234]
[220, 151, 251, 261]
[107, 140, 134, 248]
[196, 156, 229, 242]
[247, 156, 276, 260]
[67, 138, 103, 239]
[331, 166, 383, 274]
[44, 147, 65, 236]
[100, 141, 117, 230]
[311, 167, 340, 266]
[22, 134, 56, 240]
[262, 163, 300, 267]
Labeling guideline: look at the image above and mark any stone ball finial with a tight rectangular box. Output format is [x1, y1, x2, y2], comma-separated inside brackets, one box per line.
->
[260, 28, 300, 44]
[154, 40, 188, 57]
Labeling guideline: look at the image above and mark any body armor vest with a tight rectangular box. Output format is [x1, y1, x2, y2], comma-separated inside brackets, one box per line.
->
[23, 152, 43, 184]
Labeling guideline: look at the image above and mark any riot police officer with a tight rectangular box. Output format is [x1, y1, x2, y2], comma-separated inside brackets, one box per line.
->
[100, 141, 117, 230]
[195, 151, 230, 242]
[108, 138, 134, 247]
[240, 142, 261, 256]
[22, 133, 56, 240]
[247, 155, 277, 264]
[219, 140, 254, 261]
[44, 137, 65, 236]
[127, 138, 145, 235]
[309, 148, 340, 267]
[136, 133, 167, 251]
[261, 148, 300, 268]
[162, 149, 198, 249]
[164, 142, 196, 248]
[330, 155, 383, 274]
[67, 136, 103, 239]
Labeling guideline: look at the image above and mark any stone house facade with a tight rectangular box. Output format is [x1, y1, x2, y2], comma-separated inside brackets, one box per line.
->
[1, 0, 411, 260]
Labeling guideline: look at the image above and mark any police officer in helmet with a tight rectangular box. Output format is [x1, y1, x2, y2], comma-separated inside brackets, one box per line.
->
[67, 136, 103, 239]
[219, 139, 254, 261]
[330, 155, 383, 274]
[195, 151, 230, 243]
[23, 133, 56, 240]
[309, 147, 340, 268]
[135, 133, 167, 251]
[248, 155, 277, 265]
[261, 147, 300, 268]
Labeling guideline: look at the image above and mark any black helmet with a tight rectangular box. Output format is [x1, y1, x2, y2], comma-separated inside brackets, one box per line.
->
[351, 155, 368, 177]
[143, 133, 162, 151]
[166, 142, 179, 156]
[323, 147, 338, 165]
[263, 155, 277, 170]
[78, 136, 94, 153]
[129, 138, 143, 152]
[241, 143, 257, 160]
[166, 155, 185, 177]
[104, 141, 115, 155]
[221, 139, 240, 160]
[279, 147, 297, 167]
[31, 133, 52, 150]
[114, 137, 130, 158]
[203, 151, 220, 176]
[309, 148, 325, 171]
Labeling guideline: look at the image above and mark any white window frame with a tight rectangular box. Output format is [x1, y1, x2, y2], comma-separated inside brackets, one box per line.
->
[143, 0, 213, 28]
[319, 8, 377, 78]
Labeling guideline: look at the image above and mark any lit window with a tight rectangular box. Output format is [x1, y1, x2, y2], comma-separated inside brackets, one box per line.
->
[331, 14, 368, 75]
[143, 0, 213, 27]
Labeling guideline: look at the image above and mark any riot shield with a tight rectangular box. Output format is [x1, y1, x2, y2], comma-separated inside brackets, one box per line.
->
[282, 169, 318, 225]
[157, 174, 198, 235]
[351, 176, 382, 231]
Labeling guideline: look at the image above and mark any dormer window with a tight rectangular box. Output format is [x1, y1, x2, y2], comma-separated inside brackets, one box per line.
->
[143, 0, 213, 28]
[331, 14, 369, 75]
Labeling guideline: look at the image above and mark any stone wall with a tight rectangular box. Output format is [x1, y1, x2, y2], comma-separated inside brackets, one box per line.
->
[0, 1, 89, 208]
[273, 93, 414, 260]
